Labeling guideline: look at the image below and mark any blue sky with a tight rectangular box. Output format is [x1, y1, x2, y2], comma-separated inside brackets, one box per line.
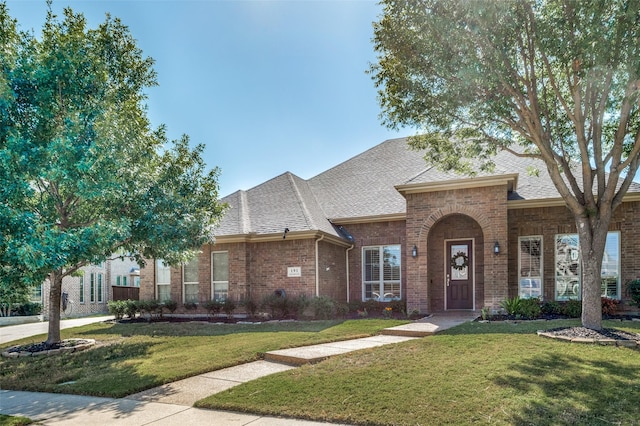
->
[6, 0, 403, 197]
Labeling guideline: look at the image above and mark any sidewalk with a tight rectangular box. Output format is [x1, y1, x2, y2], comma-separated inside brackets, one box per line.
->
[0, 315, 114, 345]
[0, 311, 477, 425]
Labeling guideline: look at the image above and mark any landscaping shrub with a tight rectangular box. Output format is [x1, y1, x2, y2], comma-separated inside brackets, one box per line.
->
[261, 293, 289, 319]
[124, 300, 139, 318]
[627, 279, 640, 307]
[389, 299, 406, 314]
[541, 300, 562, 315]
[203, 299, 223, 318]
[310, 295, 335, 320]
[243, 299, 258, 318]
[562, 300, 582, 318]
[499, 296, 522, 315]
[335, 302, 349, 318]
[288, 294, 311, 319]
[108, 300, 126, 319]
[222, 298, 236, 318]
[601, 297, 619, 316]
[183, 302, 198, 311]
[518, 297, 542, 319]
[13, 302, 42, 316]
[163, 299, 178, 314]
[362, 299, 383, 315]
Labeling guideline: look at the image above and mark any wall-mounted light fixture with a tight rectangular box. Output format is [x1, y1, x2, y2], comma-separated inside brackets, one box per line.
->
[412, 245, 418, 258]
[283, 228, 290, 239]
[494, 241, 500, 255]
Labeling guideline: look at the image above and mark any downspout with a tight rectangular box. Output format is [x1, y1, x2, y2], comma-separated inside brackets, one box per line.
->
[346, 244, 354, 303]
[315, 235, 324, 297]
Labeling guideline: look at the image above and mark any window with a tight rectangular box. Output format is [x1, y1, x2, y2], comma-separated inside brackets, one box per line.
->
[90, 273, 95, 303]
[363, 245, 401, 301]
[97, 273, 104, 303]
[31, 284, 42, 303]
[156, 259, 171, 302]
[79, 274, 85, 304]
[134, 276, 141, 287]
[116, 276, 121, 286]
[183, 257, 199, 303]
[555, 232, 620, 300]
[211, 251, 229, 300]
[122, 276, 127, 287]
[518, 236, 542, 299]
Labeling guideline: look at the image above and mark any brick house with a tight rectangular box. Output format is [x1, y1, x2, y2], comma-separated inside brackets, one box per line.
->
[139, 137, 640, 313]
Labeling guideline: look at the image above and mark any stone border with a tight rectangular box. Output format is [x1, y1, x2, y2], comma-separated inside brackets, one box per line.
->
[2, 338, 96, 358]
[537, 331, 640, 347]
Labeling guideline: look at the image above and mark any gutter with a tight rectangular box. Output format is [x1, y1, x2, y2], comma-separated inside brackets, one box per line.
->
[346, 244, 354, 303]
[315, 234, 324, 297]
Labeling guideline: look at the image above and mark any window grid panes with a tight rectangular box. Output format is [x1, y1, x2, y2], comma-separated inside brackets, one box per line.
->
[79, 275, 85, 304]
[97, 273, 103, 303]
[183, 257, 199, 303]
[519, 236, 542, 299]
[212, 252, 229, 300]
[156, 259, 171, 302]
[363, 245, 401, 301]
[90, 273, 95, 303]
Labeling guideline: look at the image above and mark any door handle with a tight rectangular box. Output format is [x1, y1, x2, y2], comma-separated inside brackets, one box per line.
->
[446, 274, 450, 287]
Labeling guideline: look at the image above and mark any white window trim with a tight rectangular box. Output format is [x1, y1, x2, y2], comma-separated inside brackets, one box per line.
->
[79, 274, 85, 304]
[211, 251, 229, 301]
[156, 259, 171, 301]
[518, 235, 543, 299]
[362, 245, 402, 301]
[182, 258, 199, 303]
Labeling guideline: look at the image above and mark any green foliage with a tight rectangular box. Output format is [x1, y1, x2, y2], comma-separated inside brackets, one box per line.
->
[310, 296, 336, 320]
[0, 3, 224, 343]
[202, 299, 223, 318]
[261, 293, 289, 319]
[499, 297, 522, 316]
[541, 300, 562, 315]
[388, 299, 406, 314]
[627, 279, 640, 307]
[108, 300, 127, 320]
[222, 298, 236, 318]
[242, 299, 258, 318]
[518, 298, 542, 319]
[562, 300, 582, 318]
[124, 300, 139, 318]
[288, 294, 311, 318]
[183, 302, 198, 311]
[163, 300, 178, 314]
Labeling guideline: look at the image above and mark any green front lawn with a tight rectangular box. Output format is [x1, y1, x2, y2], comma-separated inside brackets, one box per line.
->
[0, 319, 406, 398]
[196, 320, 640, 426]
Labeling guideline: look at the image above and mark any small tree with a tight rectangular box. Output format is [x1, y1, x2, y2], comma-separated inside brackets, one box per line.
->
[371, 0, 640, 330]
[0, 4, 224, 343]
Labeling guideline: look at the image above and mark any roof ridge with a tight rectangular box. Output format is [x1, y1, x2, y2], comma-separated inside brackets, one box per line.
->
[286, 173, 316, 230]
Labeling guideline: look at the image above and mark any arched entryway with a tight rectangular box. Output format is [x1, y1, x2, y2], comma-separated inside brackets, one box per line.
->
[427, 214, 484, 311]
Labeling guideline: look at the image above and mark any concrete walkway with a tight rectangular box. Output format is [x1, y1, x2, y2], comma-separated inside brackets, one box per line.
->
[0, 311, 478, 425]
[0, 315, 115, 345]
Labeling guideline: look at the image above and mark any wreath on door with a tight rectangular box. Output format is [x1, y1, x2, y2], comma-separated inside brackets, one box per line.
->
[450, 251, 469, 271]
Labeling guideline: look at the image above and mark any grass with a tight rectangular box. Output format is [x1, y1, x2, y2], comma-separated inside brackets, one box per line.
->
[0, 318, 407, 398]
[0, 415, 33, 426]
[196, 319, 640, 426]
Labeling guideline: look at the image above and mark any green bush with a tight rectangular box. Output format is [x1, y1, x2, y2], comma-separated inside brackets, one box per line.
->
[389, 299, 406, 314]
[222, 298, 236, 318]
[562, 300, 582, 318]
[138, 300, 161, 319]
[163, 299, 178, 314]
[183, 302, 198, 311]
[261, 293, 289, 319]
[310, 295, 335, 320]
[124, 300, 139, 318]
[362, 299, 383, 315]
[288, 294, 311, 318]
[499, 296, 522, 315]
[203, 299, 223, 317]
[335, 302, 349, 318]
[243, 299, 259, 318]
[108, 300, 126, 319]
[13, 302, 42, 316]
[627, 279, 640, 307]
[518, 297, 542, 319]
[541, 300, 562, 315]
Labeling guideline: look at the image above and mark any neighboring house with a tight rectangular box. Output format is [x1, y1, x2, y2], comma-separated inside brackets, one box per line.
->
[34, 256, 140, 319]
[139, 137, 640, 313]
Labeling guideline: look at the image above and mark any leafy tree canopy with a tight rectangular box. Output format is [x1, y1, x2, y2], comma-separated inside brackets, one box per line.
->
[0, 3, 224, 341]
[371, 0, 639, 330]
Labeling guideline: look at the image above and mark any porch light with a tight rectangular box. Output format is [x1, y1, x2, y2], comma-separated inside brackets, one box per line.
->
[494, 241, 500, 255]
[412, 245, 418, 258]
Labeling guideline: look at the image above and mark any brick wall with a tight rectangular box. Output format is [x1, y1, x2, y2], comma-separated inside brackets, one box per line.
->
[405, 185, 509, 313]
[508, 200, 640, 306]
[318, 240, 348, 302]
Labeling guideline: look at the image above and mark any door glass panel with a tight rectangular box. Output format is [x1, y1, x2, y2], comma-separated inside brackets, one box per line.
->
[450, 244, 469, 280]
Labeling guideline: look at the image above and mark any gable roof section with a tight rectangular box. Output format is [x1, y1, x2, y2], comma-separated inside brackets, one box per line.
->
[215, 172, 342, 240]
[215, 137, 640, 238]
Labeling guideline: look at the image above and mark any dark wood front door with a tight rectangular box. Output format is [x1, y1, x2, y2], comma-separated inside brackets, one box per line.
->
[446, 240, 473, 309]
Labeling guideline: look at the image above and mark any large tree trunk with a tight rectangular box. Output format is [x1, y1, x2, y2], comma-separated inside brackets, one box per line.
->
[575, 216, 609, 331]
[46, 271, 63, 345]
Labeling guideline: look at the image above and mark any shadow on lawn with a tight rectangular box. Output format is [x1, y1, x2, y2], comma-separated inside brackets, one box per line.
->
[495, 352, 640, 425]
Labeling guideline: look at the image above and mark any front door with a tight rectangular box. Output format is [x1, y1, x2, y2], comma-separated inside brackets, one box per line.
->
[446, 240, 473, 309]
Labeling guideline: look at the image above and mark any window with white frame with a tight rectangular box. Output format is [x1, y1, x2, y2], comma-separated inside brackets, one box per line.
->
[363, 245, 401, 301]
[518, 236, 542, 299]
[31, 284, 42, 303]
[156, 259, 171, 302]
[79, 274, 85, 303]
[211, 251, 229, 300]
[555, 232, 620, 300]
[183, 257, 199, 303]
[90, 273, 96, 303]
[97, 273, 104, 303]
